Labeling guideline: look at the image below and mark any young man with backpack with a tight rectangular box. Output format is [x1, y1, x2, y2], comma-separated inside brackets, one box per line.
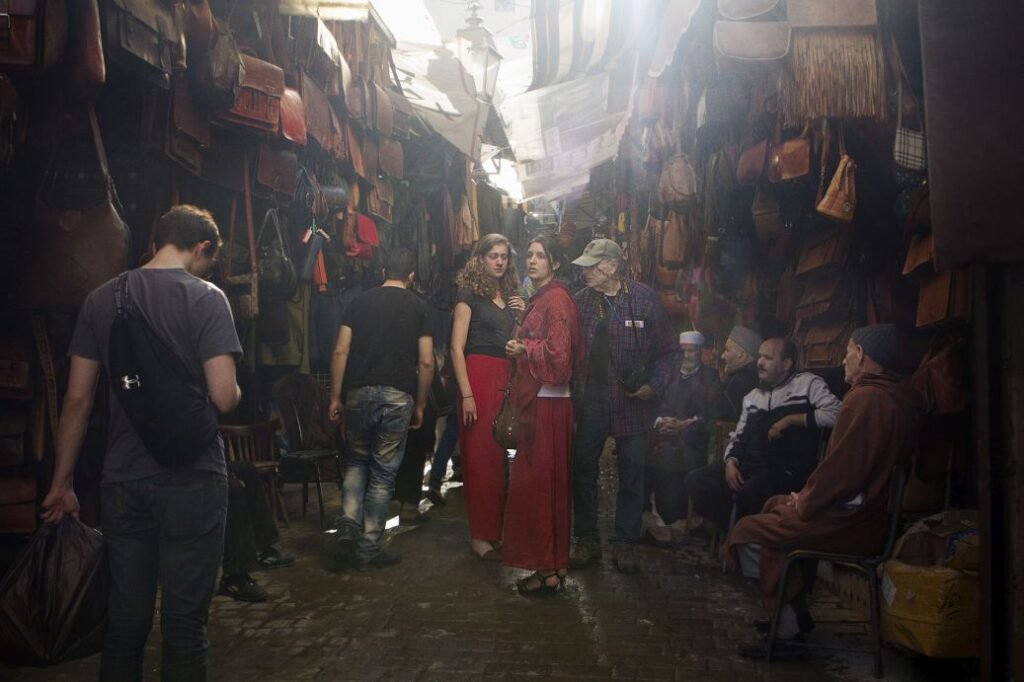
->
[42, 205, 243, 681]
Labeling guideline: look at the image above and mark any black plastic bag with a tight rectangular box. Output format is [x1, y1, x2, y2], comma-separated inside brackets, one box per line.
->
[0, 517, 108, 665]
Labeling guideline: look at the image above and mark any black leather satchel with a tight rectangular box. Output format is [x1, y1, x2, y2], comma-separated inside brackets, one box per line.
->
[104, 0, 185, 90]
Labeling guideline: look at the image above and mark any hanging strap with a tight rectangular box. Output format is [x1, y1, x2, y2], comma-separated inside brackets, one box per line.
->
[30, 314, 59, 445]
[243, 156, 257, 276]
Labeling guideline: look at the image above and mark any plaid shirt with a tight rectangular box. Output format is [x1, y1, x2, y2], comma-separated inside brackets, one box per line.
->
[574, 280, 679, 437]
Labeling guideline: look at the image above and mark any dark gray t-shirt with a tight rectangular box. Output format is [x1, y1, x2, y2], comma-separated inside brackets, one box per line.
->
[69, 268, 243, 483]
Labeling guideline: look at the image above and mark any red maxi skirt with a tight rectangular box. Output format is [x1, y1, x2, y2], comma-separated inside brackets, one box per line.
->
[458, 354, 511, 542]
[502, 397, 573, 571]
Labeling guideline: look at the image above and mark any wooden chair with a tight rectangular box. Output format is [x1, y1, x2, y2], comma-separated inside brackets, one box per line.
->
[218, 419, 288, 527]
[272, 374, 343, 526]
[764, 462, 911, 678]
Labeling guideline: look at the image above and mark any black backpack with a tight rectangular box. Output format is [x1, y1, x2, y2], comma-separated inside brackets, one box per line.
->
[107, 272, 219, 468]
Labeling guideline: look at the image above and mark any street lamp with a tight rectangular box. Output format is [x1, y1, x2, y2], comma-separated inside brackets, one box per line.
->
[456, 0, 503, 102]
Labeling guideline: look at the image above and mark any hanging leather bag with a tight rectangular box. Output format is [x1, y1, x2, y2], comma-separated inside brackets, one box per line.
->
[0, 0, 66, 71]
[658, 153, 698, 206]
[717, 0, 782, 20]
[368, 81, 394, 137]
[219, 54, 284, 134]
[390, 91, 413, 138]
[367, 178, 394, 224]
[795, 223, 853, 276]
[911, 334, 967, 415]
[492, 342, 520, 450]
[104, 0, 184, 90]
[798, 321, 858, 369]
[222, 159, 259, 319]
[191, 19, 244, 112]
[795, 273, 855, 325]
[767, 121, 811, 183]
[278, 87, 307, 147]
[751, 183, 784, 242]
[298, 69, 342, 156]
[67, 0, 104, 96]
[166, 73, 210, 175]
[736, 138, 769, 186]
[255, 143, 298, 204]
[256, 208, 296, 300]
[379, 136, 403, 178]
[18, 106, 129, 312]
[817, 125, 857, 223]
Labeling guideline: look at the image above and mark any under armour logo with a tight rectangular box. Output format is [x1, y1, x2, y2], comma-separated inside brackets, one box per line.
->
[120, 375, 142, 390]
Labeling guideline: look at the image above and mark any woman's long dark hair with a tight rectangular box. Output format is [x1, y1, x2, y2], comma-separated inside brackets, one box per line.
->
[527, 235, 570, 282]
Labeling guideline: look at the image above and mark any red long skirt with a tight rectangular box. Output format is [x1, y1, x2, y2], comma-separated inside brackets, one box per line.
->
[502, 397, 573, 571]
[458, 354, 511, 542]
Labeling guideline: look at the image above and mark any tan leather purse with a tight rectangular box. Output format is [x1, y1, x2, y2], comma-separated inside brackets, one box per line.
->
[658, 153, 697, 206]
[767, 121, 811, 183]
[816, 126, 856, 222]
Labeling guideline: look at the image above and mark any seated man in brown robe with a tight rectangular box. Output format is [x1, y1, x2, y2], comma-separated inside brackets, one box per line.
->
[723, 324, 921, 660]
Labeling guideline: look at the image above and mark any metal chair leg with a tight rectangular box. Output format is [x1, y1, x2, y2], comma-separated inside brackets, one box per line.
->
[766, 557, 795, 663]
[313, 461, 325, 526]
[868, 566, 884, 678]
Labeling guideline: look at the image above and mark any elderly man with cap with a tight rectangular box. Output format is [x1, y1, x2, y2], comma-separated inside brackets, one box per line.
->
[685, 336, 841, 535]
[724, 324, 921, 660]
[642, 330, 723, 546]
[719, 326, 762, 421]
[569, 238, 678, 574]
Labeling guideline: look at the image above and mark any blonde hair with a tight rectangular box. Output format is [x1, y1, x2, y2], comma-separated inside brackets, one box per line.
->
[455, 233, 519, 300]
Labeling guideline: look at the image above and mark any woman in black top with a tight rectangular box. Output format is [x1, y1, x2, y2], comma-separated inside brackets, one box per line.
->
[451, 234, 524, 560]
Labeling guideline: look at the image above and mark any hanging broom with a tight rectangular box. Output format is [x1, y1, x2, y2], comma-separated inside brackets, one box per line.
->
[781, 28, 886, 125]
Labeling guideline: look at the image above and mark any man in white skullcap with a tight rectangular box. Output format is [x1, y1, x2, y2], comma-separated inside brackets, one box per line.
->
[642, 330, 722, 546]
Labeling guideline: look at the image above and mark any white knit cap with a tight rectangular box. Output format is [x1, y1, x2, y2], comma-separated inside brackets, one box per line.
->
[679, 331, 705, 346]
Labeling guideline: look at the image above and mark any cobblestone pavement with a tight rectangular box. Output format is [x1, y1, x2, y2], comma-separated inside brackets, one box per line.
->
[5, 448, 946, 681]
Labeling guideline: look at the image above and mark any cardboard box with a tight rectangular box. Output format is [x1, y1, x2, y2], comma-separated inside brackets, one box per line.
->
[880, 510, 979, 658]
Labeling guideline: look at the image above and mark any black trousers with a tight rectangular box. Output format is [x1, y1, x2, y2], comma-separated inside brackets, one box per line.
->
[223, 461, 279, 575]
[685, 460, 808, 531]
[394, 410, 437, 506]
[645, 441, 708, 525]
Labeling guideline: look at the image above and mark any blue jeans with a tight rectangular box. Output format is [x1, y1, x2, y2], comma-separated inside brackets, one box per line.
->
[572, 391, 648, 546]
[100, 470, 228, 682]
[340, 385, 413, 561]
[428, 415, 459, 491]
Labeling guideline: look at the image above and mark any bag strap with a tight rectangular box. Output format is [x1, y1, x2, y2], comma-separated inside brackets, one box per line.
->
[243, 157, 257, 275]
[817, 119, 831, 202]
[30, 313, 59, 446]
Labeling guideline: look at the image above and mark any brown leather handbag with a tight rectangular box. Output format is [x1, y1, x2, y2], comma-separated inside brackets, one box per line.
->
[798, 321, 858, 369]
[767, 121, 811, 183]
[0, 0, 66, 71]
[736, 138, 769, 186]
[368, 178, 394, 224]
[390, 91, 414, 138]
[362, 135, 379, 183]
[378, 136, 404, 179]
[492, 360, 520, 450]
[369, 81, 394, 137]
[18, 106, 129, 312]
[299, 70, 342, 156]
[219, 54, 284, 134]
[817, 127, 857, 223]
[104, 0, 184, 90]
[166, 73, 210, 175]
[67, 0, 104, 95]
[795, 273, 855, 325]
[916, 268, 971, 328]
[255, 143, 298, 204]
[795, 224, 853, 277]
[751, 183, 784, 243]
[279, 87, 307, 147]
[911, 334, 967, 415]
[658, 153, 698, 206]
[191, 18, 243, 112]
[346, 77, 367, 123]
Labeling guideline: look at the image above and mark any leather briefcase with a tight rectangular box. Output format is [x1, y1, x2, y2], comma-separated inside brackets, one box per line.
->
[795, 224, 853, 277]
[795, 273, 855, 324]
[287, 15, 343, 91]
[799, 321, 858, 369]
[368, 178, 394, 224]
[166, 74, 210, 175]
[104, 0, 184, 90]
[346, 77, 366, 123]
[220, 54, 284, 134]
[369, 81, 394, 137]
[279, 87, 307, 146]
[255, 143, 298, 205]
[378, 136, 403, 179]
[390, 91, 413, 138]
[0, 0, 66, 70]
[299, 70, 342, 156]
[916, 268, 971, 328]
[767, 122, 811, 183]
[0, 474, 36, 534]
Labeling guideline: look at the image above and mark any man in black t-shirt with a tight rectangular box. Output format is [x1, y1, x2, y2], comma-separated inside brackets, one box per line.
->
[328, 248, 434, 569]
